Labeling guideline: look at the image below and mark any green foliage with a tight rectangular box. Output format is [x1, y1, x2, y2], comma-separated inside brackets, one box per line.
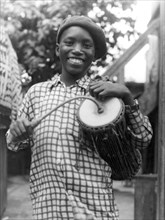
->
[2, 0, 138, 86]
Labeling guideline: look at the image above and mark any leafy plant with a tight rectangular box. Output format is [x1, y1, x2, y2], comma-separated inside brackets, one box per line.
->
[2, 0, 138, 86]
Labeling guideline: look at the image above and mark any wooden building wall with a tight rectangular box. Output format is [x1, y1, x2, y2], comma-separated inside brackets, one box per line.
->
[157, 1, 165, 219]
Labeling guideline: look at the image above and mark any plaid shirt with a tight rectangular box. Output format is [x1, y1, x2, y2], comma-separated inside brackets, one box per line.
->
[7, 74, 152, 220]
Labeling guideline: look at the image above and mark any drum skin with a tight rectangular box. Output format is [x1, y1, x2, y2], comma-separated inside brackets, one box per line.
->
[77, 97, 124, 130]
[77, 97, 142, 180]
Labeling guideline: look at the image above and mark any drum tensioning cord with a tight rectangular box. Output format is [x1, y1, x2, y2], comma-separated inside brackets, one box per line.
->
[90, 124, 142, 180]
[30, 96, 103, 129]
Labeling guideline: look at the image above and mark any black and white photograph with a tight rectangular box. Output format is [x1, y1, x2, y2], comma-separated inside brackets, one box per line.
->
[0, 0, 164, 219]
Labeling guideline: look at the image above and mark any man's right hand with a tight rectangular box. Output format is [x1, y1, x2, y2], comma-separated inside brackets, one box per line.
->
[8, 118, 33, 143]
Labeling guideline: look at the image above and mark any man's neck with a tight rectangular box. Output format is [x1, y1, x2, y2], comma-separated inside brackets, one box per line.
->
[60, 73, 85, 86]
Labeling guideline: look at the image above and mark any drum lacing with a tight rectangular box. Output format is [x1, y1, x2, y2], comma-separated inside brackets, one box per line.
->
[83, 117, 142, 180]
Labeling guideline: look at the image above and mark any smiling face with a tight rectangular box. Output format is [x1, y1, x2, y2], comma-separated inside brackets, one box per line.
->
[56, 26, 96, 83]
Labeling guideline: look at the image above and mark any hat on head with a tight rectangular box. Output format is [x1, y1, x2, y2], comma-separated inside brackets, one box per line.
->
[56, 15, 107, 60]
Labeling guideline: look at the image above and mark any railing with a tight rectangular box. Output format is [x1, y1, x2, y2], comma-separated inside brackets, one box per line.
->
[103, 18, 160, 83]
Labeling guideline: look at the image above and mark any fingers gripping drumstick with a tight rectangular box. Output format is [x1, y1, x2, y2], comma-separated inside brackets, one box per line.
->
[31, 96, 104, 128]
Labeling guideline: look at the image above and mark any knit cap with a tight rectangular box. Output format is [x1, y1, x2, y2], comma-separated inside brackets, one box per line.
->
[56, 15, 107, 59]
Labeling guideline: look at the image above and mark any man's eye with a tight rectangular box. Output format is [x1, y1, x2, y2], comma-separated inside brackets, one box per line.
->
[65, 41, 73, 46]
[84, 43, 93, 49]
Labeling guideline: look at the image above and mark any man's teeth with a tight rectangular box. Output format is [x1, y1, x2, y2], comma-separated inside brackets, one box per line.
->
[69, 58, 83, 64]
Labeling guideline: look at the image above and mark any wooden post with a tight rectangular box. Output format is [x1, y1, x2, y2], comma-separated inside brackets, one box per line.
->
[157, 1, 165, 220]
[0, 127, 8, 219]
[134, 174, 157, 220]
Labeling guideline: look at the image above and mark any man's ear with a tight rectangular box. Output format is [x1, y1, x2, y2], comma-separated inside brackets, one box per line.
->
[55, 43, 60, 57]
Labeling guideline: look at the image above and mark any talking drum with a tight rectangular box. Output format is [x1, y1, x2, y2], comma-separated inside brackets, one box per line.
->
[77, 97, 142, 180]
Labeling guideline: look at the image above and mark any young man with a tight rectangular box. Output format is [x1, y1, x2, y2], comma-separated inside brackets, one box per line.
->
[6, 16, 152, 220]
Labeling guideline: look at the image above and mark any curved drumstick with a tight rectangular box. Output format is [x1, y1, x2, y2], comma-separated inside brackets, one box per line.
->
[30, 96, 104, 129]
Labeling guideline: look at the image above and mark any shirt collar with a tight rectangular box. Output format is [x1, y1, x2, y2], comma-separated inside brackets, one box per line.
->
[49, 73, 92, 91]
[75, 74, 91, 90]
[49, 74, 62, 90]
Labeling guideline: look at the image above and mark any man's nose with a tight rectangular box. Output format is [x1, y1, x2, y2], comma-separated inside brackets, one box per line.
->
[73, 43, 83, 54]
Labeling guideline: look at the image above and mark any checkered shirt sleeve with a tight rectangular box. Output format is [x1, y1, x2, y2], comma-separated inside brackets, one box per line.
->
[125, 106, 153, 149]
[6, 86, 34, 152]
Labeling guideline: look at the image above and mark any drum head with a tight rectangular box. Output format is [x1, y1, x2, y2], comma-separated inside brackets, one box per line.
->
[77, 97, 124, 128]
